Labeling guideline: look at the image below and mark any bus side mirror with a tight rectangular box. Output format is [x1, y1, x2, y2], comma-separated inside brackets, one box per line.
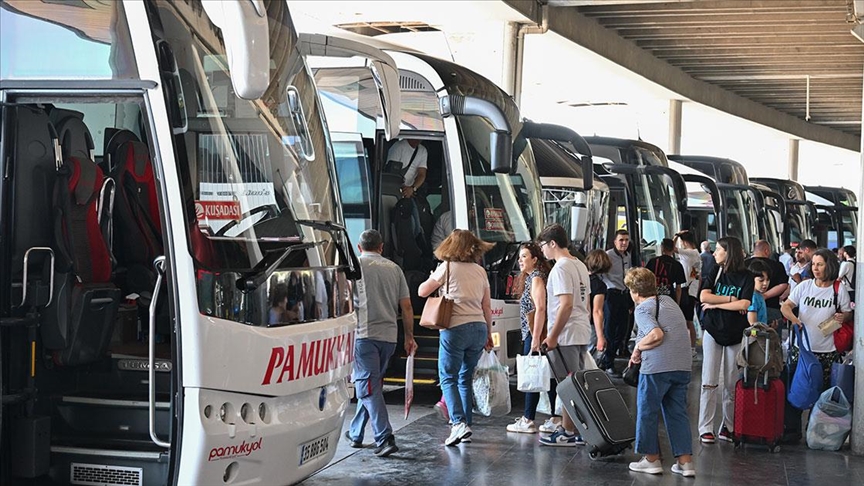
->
[202, 0, 269, 100]
[490, 130, 512, 174]
[581, 156, 594, 191]
[571, 205, 588, 243]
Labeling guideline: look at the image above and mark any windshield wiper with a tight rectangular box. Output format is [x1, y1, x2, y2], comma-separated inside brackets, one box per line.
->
[236, 241, 324, 291]
[294, 219, 362, 280]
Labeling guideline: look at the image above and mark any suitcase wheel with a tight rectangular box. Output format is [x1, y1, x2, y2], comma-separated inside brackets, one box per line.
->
[588, 450, 601, 461]
[769, 444, 780, 453]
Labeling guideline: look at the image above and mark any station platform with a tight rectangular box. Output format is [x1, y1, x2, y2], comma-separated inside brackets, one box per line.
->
[301, 369, 864, 486]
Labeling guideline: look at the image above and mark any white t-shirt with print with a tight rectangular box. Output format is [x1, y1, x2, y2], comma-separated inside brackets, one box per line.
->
[546, 257, 592, 346]
[677, 248, 702, 298]
[788, 279, 851, 353]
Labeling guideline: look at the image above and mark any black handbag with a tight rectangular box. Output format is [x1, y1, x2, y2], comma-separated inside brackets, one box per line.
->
[623, 295, 660, 387]
[622, 362, 640, 387]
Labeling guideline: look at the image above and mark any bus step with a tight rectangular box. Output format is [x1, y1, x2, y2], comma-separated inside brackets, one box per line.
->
[53, 394, 171, 441]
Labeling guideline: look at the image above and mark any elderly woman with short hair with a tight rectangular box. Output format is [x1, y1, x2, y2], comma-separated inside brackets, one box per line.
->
[625, 267, 696, 478]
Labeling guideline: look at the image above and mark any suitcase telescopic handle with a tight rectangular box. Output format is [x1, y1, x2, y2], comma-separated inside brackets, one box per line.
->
[540, 344, 572, 372]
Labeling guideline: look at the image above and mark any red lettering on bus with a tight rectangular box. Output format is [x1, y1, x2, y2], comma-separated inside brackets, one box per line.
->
[261, 347, 284, 385]
[261, 332, 354, 386]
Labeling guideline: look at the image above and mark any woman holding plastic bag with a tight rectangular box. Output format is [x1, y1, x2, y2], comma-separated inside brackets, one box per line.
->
[507, 243, 553, 434]
[418, 230, 494, 447]
[781, 249, 853, 389]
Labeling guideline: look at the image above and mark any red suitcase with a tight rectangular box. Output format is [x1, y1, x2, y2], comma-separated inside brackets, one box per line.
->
[733, 325, 785, 452]
[733, 378, 784, 452]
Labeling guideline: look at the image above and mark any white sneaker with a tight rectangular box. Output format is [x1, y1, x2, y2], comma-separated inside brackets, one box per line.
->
[671, 461, 696, 478]
[506, 417, 538, 434]
[629, 457, 663, 475]
[445, 422, 472, 447]
[538, 417, 561, 433]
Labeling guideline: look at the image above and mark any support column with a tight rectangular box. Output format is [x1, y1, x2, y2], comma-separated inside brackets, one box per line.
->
[851, 63, 864, 457]
[501, 22, 519, 99]
[788, 138, 800, 181]
[668, 99, 682, 155]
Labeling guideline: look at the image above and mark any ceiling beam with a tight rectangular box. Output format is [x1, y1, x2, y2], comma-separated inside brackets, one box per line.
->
[571, 0, 848, 14]
[503, 0, 861, 151]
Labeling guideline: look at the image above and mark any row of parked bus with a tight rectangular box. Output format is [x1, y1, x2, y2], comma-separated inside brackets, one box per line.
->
[0, 2, 857, 485]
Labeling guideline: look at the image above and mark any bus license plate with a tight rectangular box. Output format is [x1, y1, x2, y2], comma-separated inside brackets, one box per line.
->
[298, 434, 330, 466]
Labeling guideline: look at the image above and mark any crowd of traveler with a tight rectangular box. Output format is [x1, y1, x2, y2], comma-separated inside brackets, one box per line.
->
[340, 216, 856, 479]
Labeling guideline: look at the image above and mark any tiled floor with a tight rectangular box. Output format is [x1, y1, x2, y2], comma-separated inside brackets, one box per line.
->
[302, 372, 863, 486]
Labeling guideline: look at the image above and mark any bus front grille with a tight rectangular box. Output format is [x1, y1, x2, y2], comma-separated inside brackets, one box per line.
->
[71, 463, 143, 486]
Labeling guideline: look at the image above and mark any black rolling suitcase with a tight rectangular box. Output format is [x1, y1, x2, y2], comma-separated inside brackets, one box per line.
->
[546, 346, 636, 459]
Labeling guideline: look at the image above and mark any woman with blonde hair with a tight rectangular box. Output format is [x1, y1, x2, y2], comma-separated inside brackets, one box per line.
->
[419, 229, 495, 446]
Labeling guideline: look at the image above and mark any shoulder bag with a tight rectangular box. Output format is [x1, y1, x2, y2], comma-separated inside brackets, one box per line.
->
[831, 281, 854, 354]
[420, 262, 454, 330]
[788, 325, 823, 410]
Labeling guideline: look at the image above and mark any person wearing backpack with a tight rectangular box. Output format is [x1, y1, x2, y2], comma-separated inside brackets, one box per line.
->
[696, 236, 754, 444]
[781, 249, 852, 388]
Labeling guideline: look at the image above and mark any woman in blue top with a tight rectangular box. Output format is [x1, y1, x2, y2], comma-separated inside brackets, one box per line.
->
[505, 242, 552, 434]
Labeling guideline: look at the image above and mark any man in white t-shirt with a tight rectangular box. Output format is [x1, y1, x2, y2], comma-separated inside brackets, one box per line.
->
[386, 139, 428, 198]
[537, 224, 597, 447]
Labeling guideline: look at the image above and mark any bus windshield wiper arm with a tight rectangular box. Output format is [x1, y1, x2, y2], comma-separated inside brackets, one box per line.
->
[294, 219, 362, 280]
[236, 241, 323, 291]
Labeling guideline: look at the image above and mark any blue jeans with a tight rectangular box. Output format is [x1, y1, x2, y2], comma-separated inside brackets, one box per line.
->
[438, 322, 487, 426]
[349, 338, 397, 446]
[522, 334, 557, 421]
[635, 370, 693, 457]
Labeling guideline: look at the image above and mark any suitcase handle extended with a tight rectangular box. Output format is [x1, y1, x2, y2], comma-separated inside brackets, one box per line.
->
[540, 343, 572, 380]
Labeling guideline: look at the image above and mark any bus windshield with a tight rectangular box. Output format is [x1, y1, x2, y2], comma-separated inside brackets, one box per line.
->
[785, 201, 811, 245]
[147, 0, 351, 327]
[840, 208, 858, 247]
[459, 115, 542, 246]
[633, 172, 680, 263]
[721, 188, 758, 254]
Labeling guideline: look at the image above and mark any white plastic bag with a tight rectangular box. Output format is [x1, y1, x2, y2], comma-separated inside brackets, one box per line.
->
[806, 386, 852, 451]
[537, 390, 552, 416]
[404, 352, 415, 420]
[472, 350, 511, 417]
[516, 353, 551, 392]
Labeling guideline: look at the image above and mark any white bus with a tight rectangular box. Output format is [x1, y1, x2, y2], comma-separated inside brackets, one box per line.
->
[523, 123, 610, 256]
[313, 42, 545, 378]
[0, 1, 366, 484]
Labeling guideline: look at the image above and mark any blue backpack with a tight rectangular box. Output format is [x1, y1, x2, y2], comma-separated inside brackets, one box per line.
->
[788, 325, 823, 410]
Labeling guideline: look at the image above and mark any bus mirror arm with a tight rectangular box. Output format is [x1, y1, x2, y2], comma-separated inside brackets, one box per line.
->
[440, 95, 512, 174]
[293, 220, 362, 280]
